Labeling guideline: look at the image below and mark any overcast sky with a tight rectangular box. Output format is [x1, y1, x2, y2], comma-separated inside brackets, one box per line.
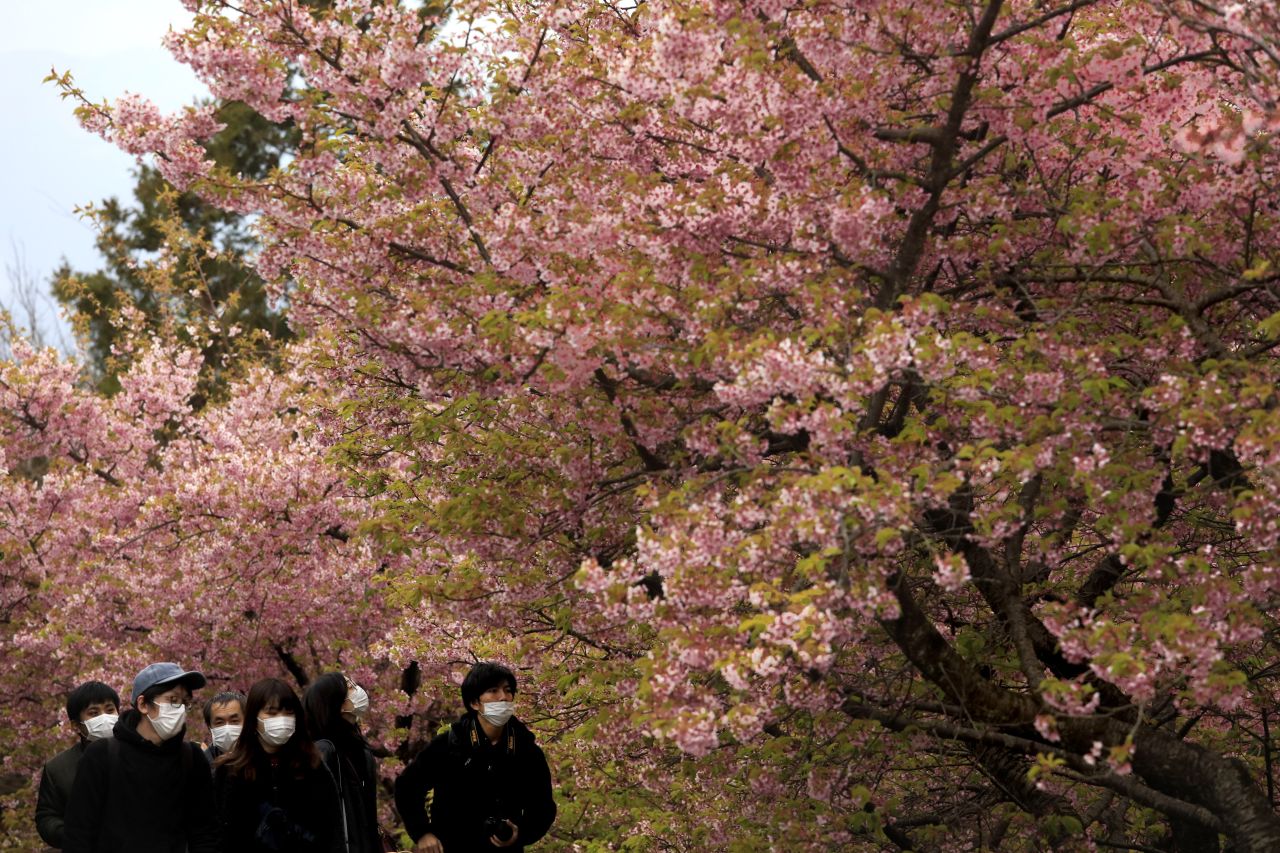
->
[1, 0, 207, 342]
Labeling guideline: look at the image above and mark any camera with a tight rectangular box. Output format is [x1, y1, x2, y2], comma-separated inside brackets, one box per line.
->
[483, 816, 514, 842]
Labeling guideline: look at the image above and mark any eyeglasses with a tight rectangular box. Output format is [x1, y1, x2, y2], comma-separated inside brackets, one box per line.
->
[151, 697, 192, 710]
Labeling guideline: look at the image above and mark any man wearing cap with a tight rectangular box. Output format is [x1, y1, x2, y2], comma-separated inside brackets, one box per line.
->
[62, 662, 218, 853]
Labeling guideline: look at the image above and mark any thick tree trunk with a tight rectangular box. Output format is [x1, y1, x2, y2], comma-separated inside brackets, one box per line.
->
[1123, 729, 1280, 853]
[972, 742, 1081, 822]
[1169, 815, 1220, 853]
[879, 576, 1280, 851]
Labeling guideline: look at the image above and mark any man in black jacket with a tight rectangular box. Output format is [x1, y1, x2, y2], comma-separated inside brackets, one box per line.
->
[395, 662, 556, 853]
[62, 661, 218, 853]
[35, 680, 120, 848]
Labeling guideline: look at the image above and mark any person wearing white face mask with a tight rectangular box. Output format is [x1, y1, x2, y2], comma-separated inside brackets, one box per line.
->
[394, 662, 556, 853]
[303, 672, 384, 853]
[202, 690, 247, 771]
[62, 662, 218, 853]
[213, 678, 343, 853]
[35, 680, 121, 848]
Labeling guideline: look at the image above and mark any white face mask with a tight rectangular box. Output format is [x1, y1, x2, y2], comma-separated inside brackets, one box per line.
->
[210, 724, 242, 751]
[348, 684, 369, 717]
[83, 713, 118, 741]
[149, 703, 187, 741]
[258, 716, 296, 747]
[480, 701, 515, 728]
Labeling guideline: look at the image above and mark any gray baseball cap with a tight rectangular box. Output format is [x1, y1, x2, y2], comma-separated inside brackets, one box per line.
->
[131, 662, 207, 703]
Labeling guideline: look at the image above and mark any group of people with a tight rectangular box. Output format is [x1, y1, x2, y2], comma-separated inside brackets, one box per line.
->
[35, 661, 556, 853]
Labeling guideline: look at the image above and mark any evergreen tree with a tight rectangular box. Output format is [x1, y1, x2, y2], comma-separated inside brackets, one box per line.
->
[53, 100, 296, 402]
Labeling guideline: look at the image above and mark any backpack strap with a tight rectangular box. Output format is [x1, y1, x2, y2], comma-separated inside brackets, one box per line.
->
[102, 737, 123, 827]
[107, 737, 120, 790]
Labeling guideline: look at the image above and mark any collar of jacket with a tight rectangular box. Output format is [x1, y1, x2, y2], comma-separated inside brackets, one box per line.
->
[114, 708, 187, 753]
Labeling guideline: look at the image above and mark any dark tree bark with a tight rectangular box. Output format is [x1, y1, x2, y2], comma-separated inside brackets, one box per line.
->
[874, 575, 1280, 851]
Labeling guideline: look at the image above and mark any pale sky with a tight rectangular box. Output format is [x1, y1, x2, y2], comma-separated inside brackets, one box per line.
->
[1, 0, 207, 343]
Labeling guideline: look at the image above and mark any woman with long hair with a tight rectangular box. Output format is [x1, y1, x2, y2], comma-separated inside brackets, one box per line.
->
[214, 678, 343, 853]
[303, 672, 382, 853]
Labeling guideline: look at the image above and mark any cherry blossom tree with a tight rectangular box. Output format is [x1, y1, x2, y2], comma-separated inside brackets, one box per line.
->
[15, 0, 1280, 848]
[0, 327, 395, 844]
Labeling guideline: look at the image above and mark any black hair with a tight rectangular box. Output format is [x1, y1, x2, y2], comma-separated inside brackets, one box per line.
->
[204, 691, 247, 726]
[139, 682, 171, 709]
[66, 681, 120, 722]
[303, 672, 368, 758]
[217, 678, 317, 782]
[460, 662, 517, 711]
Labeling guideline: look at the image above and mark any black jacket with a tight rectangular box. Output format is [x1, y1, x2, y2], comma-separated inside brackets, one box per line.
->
[214, 756, 345, 853]
[61, 710, 218, 853]
[35, 740, 85, 847]
[394, 716, 555, 852]
[315, 738, 381, 853]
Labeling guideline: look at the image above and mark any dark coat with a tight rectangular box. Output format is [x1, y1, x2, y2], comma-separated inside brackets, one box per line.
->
[61, 710, 218, 853]
[394, 716, 555, 853]
[315, 737, 381, 853]
[35, 740, 85, 847]
[214, 756, 345, 853]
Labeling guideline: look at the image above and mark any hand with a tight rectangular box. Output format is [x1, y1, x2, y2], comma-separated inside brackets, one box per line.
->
[491, 820, 520, 848]
[414, 833, 444, 853]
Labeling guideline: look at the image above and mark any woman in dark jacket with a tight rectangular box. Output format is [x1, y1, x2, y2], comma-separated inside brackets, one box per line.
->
[303, 672, 382, 853]
[214, 678, 343, 853]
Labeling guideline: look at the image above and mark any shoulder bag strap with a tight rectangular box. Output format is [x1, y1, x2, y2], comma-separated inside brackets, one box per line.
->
[317, 739, 351, 852]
